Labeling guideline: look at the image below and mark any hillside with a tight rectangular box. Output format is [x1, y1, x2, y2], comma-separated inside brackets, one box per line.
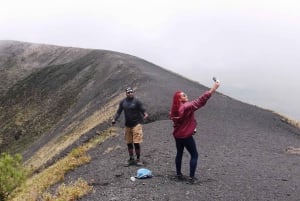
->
[0, 40, 299, 201]
[0, 40, 178, 155]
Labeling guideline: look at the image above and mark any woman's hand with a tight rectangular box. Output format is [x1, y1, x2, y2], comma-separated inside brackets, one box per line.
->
[209, 81, 220, 94]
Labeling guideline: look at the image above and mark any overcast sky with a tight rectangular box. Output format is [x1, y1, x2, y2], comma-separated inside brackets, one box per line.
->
[1, 0, 299, 121]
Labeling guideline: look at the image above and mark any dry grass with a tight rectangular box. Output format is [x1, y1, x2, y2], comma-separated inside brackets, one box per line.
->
[9, 127, 119, 201]
[275, 112, 300, 129]
[103, 145, 122, 155]
[41, 178, 93, 201]
[24, 93, 124, 172]
[283, 118, 300, 129]
[286, 146, 300, 155]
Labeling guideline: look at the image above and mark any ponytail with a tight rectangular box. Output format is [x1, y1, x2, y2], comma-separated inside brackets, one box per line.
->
[170, 91, 182, 119]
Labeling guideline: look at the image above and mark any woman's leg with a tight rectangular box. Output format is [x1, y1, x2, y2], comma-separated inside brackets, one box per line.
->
[184, 136, 198, 178]
[175, 138, 185, 176]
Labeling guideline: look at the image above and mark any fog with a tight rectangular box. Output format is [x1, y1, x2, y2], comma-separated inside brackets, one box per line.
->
[0, 0, 299, 121]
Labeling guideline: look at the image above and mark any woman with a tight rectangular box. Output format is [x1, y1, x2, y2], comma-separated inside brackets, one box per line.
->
[170, 81, 220, 183]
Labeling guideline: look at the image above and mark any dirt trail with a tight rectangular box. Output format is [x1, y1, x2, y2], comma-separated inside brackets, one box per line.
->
[64, 113, 300, 201]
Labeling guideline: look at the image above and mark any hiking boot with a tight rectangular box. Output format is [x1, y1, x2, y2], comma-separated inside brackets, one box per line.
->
[135, 159, 143, 166]
[175, 174, 185, 181]
[187, 177, 197, 184]
[124, 159, 135, 167]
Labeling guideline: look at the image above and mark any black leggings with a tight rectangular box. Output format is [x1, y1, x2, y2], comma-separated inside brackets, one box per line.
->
[175, 136, 198, 177]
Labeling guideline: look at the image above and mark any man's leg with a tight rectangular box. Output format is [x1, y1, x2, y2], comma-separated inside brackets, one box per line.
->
[127, 143, 134, 160]
[125, 127, 135, 165]
[132, 124, 143, 165]
[134, 143, 140, 160]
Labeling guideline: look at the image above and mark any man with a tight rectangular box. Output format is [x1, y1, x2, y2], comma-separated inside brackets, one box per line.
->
[112, 87, 148, 166]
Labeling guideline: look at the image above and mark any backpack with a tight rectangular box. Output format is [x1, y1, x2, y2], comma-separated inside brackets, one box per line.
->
[135, 168, 153, 179]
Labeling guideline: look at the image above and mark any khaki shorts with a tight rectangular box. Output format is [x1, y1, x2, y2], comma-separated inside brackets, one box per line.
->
[125, 124, 143, 144]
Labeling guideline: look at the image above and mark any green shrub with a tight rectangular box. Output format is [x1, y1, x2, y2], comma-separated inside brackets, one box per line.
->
[0, 153, 27, 201]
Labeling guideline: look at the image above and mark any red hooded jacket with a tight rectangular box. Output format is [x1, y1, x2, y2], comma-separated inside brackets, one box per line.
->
[171, 91, 211, 139]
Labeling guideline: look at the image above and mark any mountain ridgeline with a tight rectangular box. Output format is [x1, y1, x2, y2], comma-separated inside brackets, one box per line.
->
[0, 40, 203, 158]
[0, 40, 298, 169]
[2, 40, 300, 201]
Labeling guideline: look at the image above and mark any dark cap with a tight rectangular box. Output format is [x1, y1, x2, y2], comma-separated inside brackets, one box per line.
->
[125, 87, 134, 93]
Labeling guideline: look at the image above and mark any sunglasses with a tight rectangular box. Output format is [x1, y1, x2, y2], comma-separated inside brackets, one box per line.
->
[127, 91, 134, 94]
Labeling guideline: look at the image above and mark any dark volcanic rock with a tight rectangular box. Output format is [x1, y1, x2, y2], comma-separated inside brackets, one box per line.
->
[0, 40, 299, 201]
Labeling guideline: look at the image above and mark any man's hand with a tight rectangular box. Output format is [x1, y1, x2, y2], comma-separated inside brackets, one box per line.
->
[143, 113, 149, 120]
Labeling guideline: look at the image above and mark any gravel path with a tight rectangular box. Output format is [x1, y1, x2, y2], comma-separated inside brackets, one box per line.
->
[63, 105, 300, 201]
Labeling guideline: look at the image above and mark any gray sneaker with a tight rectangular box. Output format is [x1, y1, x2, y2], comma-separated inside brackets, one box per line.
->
[135, 159, 143, 166]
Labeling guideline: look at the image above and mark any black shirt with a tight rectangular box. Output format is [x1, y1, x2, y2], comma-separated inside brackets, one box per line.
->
[114, 97, 146, 127]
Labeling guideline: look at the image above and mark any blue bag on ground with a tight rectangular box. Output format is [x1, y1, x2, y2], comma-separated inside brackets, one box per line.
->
[136, 168, 153, 179]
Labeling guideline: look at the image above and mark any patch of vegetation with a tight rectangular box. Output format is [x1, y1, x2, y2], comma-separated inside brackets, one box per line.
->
[0, 153, 27, 201]
[41, 178, 92, 201]
[277, 113, 300, 129]
[9, 127, 117, 201]
[286, 146, 300, 155]
[0, 52, 97, 154]
[24, 93, 123, 172]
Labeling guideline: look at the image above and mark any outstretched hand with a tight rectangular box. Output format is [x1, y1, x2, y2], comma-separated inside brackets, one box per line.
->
[209, 78, 220, 94]
[144, 113, 149, 120]
[213, 81, 220, 89]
